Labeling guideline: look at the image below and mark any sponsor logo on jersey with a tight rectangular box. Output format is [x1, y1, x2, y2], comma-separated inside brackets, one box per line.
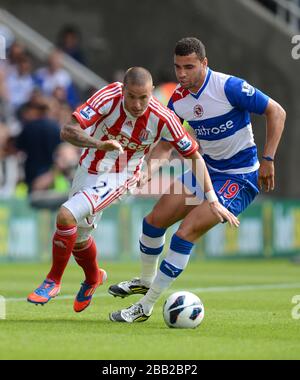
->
[241, 81, 255, 97]
[177, 135, 192, 151]
[193, 104, 204, 118]
[102, 124, 150, 151]
[195, 120, 234, 137]
[80, 106, 96, 120]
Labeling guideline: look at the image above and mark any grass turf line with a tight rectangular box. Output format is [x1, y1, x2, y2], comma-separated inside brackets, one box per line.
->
[0, 259, 300, 360]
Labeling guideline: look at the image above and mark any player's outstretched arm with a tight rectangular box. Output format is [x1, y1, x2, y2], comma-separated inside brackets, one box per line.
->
[61, 117, 124, 153]
[186, 150, 240, 228]
[259, 99, 286, 192]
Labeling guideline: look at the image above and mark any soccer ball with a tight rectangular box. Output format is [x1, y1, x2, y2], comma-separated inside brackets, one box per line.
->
[163, 291, 204, 329]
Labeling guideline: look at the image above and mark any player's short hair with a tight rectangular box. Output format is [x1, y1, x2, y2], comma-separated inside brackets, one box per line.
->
[175, 37, 206, 60]
[123, 67, 153, 87]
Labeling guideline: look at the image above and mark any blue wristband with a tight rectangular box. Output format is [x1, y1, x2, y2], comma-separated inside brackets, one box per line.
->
[262, 156, 274, 162]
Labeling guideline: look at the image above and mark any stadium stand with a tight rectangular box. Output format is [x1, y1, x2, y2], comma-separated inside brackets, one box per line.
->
[256, 0, 300, 32]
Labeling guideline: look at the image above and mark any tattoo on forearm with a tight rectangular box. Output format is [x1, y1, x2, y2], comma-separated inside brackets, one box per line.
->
[63, 123, 98, 149]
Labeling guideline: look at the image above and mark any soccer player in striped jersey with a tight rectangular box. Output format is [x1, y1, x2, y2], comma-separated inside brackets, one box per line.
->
[27, 66, 238, 313]
[109, 38, 286, 323]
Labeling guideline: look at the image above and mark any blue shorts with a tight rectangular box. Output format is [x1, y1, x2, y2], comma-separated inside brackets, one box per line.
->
[179, 169, 260, 216]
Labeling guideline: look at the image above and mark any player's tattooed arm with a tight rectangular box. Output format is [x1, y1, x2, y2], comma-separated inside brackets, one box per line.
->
[61, 117, 124, 153]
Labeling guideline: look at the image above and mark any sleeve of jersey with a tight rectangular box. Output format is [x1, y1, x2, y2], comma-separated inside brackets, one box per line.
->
[224, 76, 269, 115]
[160, 97, 185, 143]
[72, 84, 118, 129]
[72, 102, 103, 130]
[161, 119, 199, 158]
[167, 97, 184, 124]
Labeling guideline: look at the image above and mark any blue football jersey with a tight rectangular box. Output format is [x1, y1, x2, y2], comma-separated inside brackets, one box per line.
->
[167, 68, 269, 174]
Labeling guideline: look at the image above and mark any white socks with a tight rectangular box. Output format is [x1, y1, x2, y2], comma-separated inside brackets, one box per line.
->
[139, 218, 166, 287]
[140, 234, 194, 315]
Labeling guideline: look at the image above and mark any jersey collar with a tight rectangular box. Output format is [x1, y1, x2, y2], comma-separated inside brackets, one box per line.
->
[189, 68, 212, 100]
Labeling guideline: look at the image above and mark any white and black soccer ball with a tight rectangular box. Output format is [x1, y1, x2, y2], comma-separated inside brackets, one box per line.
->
[163, 291, 204, 329]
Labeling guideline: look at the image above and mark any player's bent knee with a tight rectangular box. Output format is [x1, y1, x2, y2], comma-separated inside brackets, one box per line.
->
[145, 213, 164, 229]
[176, 223, 209, 242]
[175, 228, 190, 242]
[57, 206, 77, 226]
[175, 226, 203, 243]
[146, 208, 171, 230]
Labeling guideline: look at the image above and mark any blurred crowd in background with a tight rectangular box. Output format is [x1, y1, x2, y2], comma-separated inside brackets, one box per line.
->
[0, 25, 87, 202]
[0, 23, 178, 205]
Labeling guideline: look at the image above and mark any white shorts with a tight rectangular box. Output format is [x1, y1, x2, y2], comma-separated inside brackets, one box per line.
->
[63, 165, 138, 243]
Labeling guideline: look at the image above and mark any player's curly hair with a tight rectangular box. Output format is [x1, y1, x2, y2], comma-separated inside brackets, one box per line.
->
[175, 37, 206, 60]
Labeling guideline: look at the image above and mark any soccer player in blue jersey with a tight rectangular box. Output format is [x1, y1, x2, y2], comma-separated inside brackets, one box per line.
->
[109, 37, 286, 323]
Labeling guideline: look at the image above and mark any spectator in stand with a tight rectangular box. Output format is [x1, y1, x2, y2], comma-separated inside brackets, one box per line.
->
[34, 49, 79, 108]
[0, 41, 26, 76]
[5, 54, 35, 112]
[0, 69, 8, 121]
[31, 142, 79, 193]
[15, 101, 61, 193]
[0, 123, 8, 156]
[52, 85, 68, 103]
[0, 42, 28, 124]
[0, 122, 21, 198]
[57, 25, 86, 65]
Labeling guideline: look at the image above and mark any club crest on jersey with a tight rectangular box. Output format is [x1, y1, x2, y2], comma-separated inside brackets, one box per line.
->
[139, 129, 149, 142]
[80, 106, 96, 120]
[193, 104, 204, 118]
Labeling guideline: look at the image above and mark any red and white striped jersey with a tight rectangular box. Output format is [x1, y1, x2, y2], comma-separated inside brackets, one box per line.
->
[73, 82, 198, 176]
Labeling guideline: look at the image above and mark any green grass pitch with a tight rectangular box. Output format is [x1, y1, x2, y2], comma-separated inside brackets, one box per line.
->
[0, 259, 300, 360]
